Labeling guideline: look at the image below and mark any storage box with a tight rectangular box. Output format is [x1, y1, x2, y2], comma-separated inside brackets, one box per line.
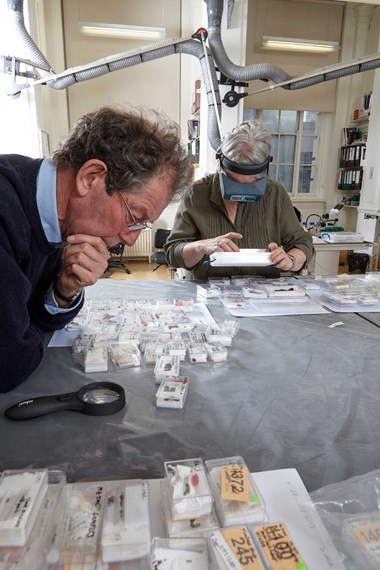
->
[320, 231, 365, 243]
[205, 456, 266, 527]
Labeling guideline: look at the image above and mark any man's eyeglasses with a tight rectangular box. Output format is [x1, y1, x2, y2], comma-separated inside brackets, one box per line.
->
[117, 191, 151, 232]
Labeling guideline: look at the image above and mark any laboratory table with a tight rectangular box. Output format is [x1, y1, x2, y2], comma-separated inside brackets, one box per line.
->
[0, 279, 379, 493]
[357, 311, 380, 328]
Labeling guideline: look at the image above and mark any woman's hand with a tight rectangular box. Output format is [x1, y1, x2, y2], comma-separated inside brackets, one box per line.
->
[201, 232, 243, 256]
[182, 232, 242, 269]
[268, 242, 305, 272]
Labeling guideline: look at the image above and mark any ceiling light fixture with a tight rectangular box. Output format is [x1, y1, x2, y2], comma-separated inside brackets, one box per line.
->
[262, 36, 340, 53]
[78, 22, 166, 41]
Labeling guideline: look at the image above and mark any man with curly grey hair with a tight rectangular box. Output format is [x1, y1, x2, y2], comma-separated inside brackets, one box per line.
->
[0, 105, 193, 392]
[165, 119, 313, 279]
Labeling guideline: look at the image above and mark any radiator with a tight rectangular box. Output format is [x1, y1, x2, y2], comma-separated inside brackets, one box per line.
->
[123, 231, 153, 262]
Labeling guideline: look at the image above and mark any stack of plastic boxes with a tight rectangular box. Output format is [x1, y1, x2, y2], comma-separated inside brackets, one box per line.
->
[205, 456, 307, 570]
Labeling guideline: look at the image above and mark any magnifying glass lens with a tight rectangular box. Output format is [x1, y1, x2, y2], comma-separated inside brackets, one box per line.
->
[81, 388, 120, 404]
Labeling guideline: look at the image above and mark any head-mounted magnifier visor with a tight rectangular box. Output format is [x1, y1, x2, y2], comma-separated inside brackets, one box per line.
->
[218, 171, 268, 203]
[216, 152, 271, 203]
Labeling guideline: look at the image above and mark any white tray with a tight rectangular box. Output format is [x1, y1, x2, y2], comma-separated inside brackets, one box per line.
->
[320, 232, 365, 243]
[209, 249, 273, 267]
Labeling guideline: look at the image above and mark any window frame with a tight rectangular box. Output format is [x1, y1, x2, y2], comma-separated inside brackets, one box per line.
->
[244, 108, 333, 203]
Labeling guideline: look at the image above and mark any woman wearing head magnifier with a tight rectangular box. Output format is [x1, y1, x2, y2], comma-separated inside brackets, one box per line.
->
[164, 119, 314, 280]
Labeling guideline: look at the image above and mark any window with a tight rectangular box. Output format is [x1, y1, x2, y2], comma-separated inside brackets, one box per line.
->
[243, 109, 321, 198]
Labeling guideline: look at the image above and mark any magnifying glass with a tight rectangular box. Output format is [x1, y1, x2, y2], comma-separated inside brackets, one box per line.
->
[4, 382, 126, 421]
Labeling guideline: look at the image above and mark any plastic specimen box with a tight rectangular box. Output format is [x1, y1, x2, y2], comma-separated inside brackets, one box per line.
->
[160, 479, 219, 538]
[155, 377, 189, 409]
[151, 537, 209, 569]
[252, 521, 307, 570]
[108, 341, 141, 368]
[0, 469, 49, 547]
[163, 458, 213, 521]
[205, 456, 266, 527]
[208, 525, 266, 569]
[101, 480, 150, 563]
[0, 470, 65, 570]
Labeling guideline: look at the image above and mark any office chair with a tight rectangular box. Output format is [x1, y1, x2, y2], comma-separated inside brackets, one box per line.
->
[103, 242, 131, 277]
[152, 229, 175, 277]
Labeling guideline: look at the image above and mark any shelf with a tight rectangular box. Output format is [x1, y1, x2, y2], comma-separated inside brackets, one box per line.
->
[338, 166, 362, 171]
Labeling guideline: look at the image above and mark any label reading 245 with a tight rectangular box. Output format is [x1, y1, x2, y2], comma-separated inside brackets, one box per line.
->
[221, 526, 264, 569]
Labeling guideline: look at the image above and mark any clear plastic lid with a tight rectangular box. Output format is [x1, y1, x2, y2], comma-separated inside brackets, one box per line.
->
[164, 458, 213, 521]
[208, 525, 266, 570]
[0, 468, 49, 547]
[160, 479, 219, 538]
[151, 537, 209, 569]
[205, 457, 266, 527]
[0, 470, 66, 569]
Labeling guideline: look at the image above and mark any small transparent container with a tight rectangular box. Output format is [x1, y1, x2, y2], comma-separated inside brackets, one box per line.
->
[55, 481, 107, 568]
[154, 355, 180, 384]
[0, 468, 49, 547]
[165, 342, 187, 360]
[164, 458, 213, 521]
[251, 521, 307, 570]
[206, 325, 232, 347]
[188, 343, 208, 364]
[208, 525, 266, 570]
[221, 319, 240, 337]
[204, 342, 228, 363]
[84, 344, 108, 372]
[205, 457, 266, 527]
[101, 480, 150, 564]
[222, 296, 246, 309]
[342, 512, 380, 570]
[108, 341, 141, 369]
[0, 470, 65, 569]
[150, 537, 209, 569]
[174, 298, 195, 311]
[160, 480, 219, 538]
[196, 284, 220, 299]
[155, 377, 189, 409]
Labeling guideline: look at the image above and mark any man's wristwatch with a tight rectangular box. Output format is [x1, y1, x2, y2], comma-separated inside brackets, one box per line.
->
[53, 282, 82, 304]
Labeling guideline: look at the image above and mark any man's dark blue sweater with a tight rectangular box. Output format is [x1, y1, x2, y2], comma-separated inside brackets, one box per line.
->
[0, 154, 84, 392]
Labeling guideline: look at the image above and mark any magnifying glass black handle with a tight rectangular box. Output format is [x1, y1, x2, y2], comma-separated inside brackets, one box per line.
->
[4, 392, 83, 420]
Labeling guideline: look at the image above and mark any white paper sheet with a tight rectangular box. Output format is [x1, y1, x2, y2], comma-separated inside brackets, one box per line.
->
[226, 297, 329, 317]
[252, 468, 346, 570]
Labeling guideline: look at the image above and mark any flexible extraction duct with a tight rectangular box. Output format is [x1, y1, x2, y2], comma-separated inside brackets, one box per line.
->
[205, 0, 380, 91]
[3, 0, 223, 149]
[3, 0, 380, 148]
[6, 0, 53, 76]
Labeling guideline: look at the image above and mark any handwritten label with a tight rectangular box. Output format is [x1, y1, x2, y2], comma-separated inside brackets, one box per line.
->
[351, 520, 380, 552]
[254, 522, 307, 570]
[220, 527, 264, 569]
[221, 465, 250, 502]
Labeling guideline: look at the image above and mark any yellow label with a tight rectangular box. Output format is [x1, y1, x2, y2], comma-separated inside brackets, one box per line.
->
[254, 522, 307, 570]
[221, 464, 250, 502]
[220, 527, 264, 569]
[352, 522, 380, 548]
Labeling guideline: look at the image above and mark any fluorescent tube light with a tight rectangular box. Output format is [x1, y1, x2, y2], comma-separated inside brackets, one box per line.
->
[78, 22, 166, 40]
[262, 36, 339, 53]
